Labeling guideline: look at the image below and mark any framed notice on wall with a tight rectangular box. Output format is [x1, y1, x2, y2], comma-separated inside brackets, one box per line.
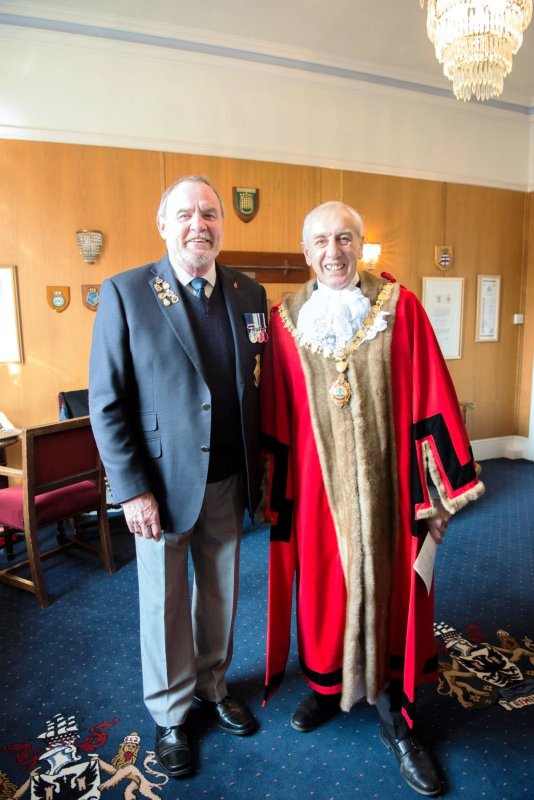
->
[476, 275, 501, 342]
[422, 277, 464, 360]
[0, 265, 24, 364]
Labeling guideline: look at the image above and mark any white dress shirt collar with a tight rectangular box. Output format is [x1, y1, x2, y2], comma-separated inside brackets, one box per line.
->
[170, 260, 217, 297]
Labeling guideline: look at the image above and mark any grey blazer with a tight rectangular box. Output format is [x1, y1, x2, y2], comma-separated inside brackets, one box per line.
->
[89, 254, 268, 532]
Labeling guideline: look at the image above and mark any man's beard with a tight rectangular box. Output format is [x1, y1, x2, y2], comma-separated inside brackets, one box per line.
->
[170, 243, 218, 274]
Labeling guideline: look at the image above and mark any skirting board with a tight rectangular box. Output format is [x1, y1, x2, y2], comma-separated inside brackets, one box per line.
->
[471, 436, 533, 462]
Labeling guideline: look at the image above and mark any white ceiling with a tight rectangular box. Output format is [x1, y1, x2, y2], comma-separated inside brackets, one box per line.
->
[1, 0, 534, 110]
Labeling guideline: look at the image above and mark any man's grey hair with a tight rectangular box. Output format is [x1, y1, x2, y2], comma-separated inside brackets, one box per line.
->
[301, 201, 364, 245]
[157, 175, 225, 220]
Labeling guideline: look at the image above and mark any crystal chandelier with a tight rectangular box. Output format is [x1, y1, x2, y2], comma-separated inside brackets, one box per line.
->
[419, 1, 533, 101]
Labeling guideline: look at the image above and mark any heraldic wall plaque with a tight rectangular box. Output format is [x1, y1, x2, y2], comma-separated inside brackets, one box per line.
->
[233, 187, 259, 223]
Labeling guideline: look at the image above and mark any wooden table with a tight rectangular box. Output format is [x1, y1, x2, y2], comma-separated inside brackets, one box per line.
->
[0, 430, 21, 488]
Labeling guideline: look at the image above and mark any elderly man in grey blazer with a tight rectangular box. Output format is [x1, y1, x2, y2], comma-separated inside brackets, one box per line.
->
[89, 176, 268, 779]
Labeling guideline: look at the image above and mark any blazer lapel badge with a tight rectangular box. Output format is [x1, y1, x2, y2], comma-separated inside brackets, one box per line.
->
[254, 355, 261, 388]
[153, 276, 179, 306]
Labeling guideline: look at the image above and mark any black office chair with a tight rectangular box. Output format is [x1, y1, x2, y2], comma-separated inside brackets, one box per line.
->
[58, 389, 89, 421]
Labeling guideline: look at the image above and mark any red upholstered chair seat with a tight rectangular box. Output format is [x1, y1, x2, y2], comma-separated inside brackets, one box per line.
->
[0, 481, 100, 530]
[0, 417, 116, 607]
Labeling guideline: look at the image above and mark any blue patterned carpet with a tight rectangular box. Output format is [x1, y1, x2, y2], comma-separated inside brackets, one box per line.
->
[0, 458, 532, 800]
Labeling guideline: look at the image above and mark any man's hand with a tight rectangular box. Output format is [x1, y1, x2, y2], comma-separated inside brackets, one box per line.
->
[427, 500, 451, 545]
[122, 492, 162, 541]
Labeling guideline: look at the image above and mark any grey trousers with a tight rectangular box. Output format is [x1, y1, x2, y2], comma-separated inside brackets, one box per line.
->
[135, 473, 245, 727]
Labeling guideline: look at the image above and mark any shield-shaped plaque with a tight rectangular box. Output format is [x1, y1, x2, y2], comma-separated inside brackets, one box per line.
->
[47, 286, 70, 312]
[434, 246, 453, 271]
[233, 187, 259, 223]
[82, 284, 101, 311]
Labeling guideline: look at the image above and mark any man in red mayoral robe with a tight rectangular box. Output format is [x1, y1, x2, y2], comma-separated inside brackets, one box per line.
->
[260, 201, 484, 797]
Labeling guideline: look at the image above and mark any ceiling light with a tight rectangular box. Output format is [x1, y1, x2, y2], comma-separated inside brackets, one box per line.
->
[420, 0, 533, 101]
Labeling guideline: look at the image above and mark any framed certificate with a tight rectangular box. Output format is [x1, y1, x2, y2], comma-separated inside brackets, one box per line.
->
[422, 277, 464, 360]
[0, 265, 24, 364]
[476, 275, 501, 342]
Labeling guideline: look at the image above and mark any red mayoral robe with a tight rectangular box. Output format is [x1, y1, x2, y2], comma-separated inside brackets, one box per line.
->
[260, 271, 484, 725]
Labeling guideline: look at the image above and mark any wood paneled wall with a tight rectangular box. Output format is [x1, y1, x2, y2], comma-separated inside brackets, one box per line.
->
[442, 184, 526, 439]
[0, 139, 532, 444]
[0, 141, 164, 428]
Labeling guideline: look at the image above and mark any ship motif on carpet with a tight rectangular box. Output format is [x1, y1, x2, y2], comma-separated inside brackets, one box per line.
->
[0, 713, 168, 800]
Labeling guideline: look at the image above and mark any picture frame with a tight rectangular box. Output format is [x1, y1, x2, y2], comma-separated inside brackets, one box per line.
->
[475, 275, 501, 342]
[0, 265, 24, 364]
[422, 276, 464, 360]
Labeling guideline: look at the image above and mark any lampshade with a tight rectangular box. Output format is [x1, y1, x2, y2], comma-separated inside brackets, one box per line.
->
[361, 243, 381, 270]
[419, 0, 533, 102]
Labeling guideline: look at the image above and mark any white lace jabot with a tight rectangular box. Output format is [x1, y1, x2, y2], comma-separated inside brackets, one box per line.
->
[297, 280, 374, 350]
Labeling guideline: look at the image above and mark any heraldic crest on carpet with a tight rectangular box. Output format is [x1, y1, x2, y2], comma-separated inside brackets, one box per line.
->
[435, 621, 534, 711]
[0, 713, 169, 800]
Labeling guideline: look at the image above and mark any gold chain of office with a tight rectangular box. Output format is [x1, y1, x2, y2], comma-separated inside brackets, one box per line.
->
[279, 281, 394, 408]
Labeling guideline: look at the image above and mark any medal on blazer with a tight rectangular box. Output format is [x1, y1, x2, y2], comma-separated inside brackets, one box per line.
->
[244, 312, 268, 343]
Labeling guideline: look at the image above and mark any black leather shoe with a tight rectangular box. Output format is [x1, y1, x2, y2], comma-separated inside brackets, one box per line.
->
[290, 691, 340, 732]
[155, 725, 192, 778]
[195, 695, 257, 735]
[379, 725, 441, 796]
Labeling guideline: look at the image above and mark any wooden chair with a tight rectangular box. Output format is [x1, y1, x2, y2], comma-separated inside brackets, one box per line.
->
[57, 389, 121, 512]
[0, 417, 116, 608]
